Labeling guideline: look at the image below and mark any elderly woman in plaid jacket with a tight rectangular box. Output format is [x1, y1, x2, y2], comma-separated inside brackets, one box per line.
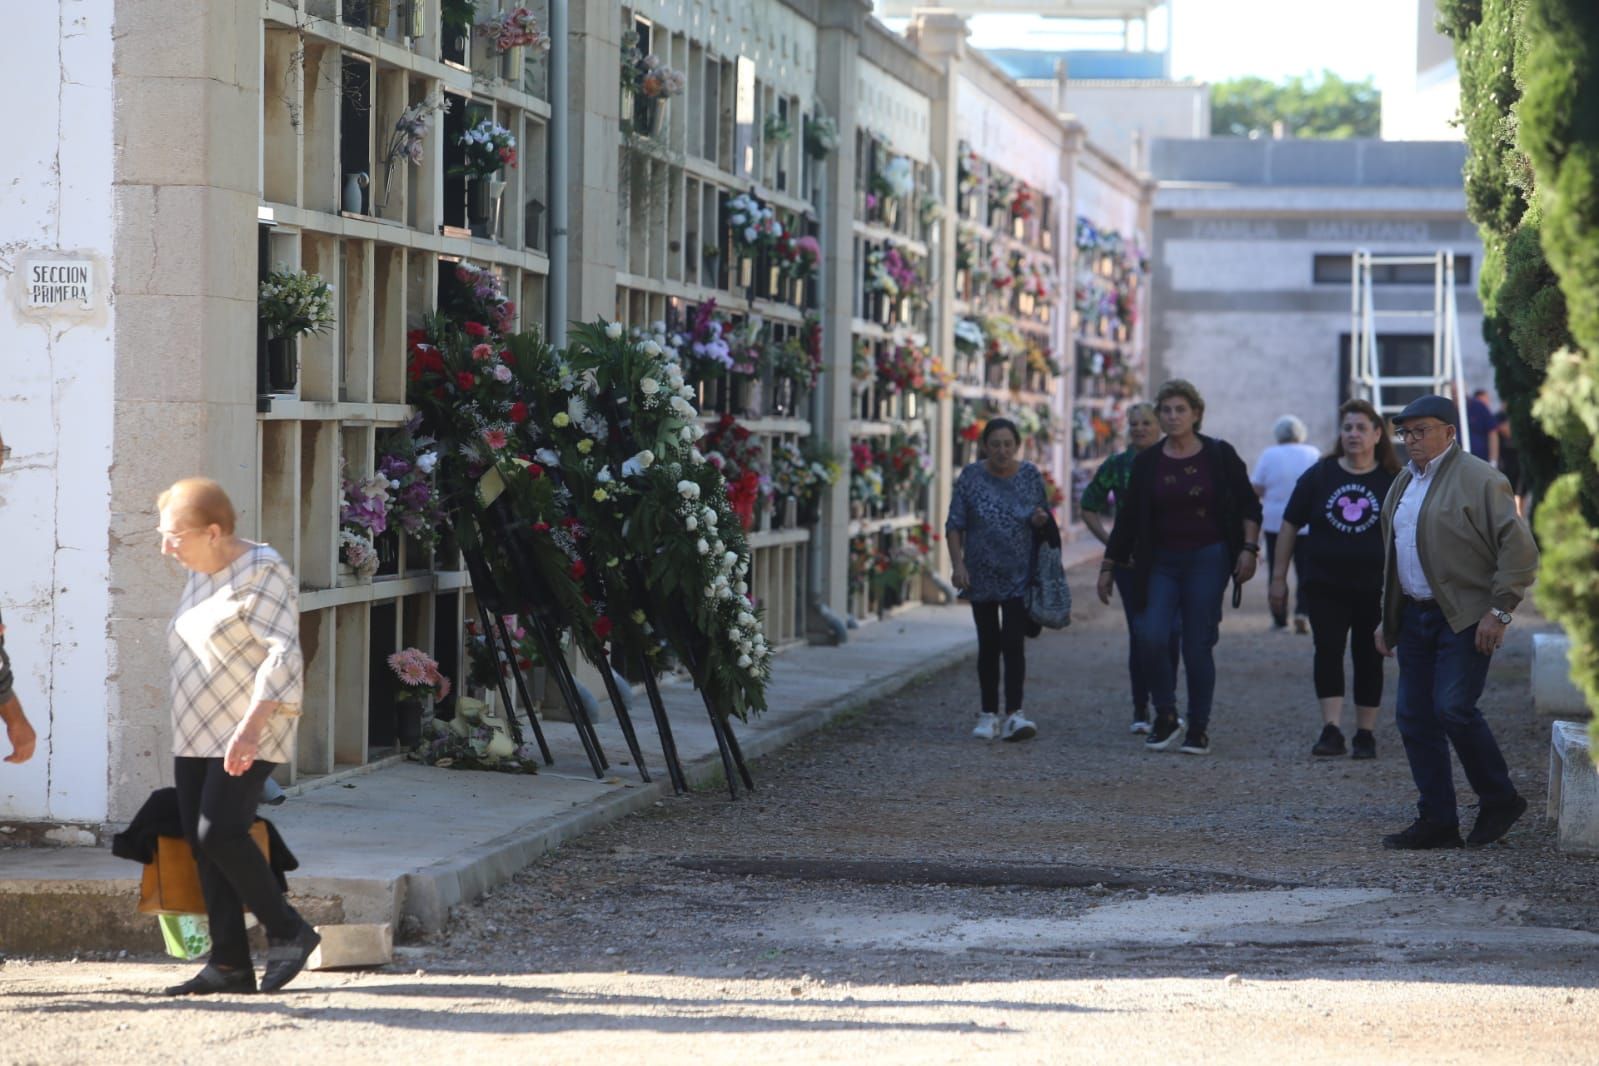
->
[155, 478, 320, 997]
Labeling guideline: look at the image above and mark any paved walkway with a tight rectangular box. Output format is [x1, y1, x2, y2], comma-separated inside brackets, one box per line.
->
[0, 602, 982, 953]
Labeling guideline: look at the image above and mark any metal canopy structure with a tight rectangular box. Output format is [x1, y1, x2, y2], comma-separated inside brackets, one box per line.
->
[1349, 249, 1471, 452]
[874, 0, 1163, 18]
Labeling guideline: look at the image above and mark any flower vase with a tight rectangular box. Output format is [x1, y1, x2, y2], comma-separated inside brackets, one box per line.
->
[374, 530, 399, 577]
[781, 495, 797, 529]
[468, 175, 505, 239]
[770, 377, 797, 418]
[396, 699, 423, 748]
[736, 375, 762, 417]
[881, 196, 899, 230]
[798, 495, 819, 527]
[629, 92, 661, 138]
[264, 336, 298, 393]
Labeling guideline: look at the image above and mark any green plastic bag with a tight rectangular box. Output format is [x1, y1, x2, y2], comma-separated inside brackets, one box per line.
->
[158, 914, 211, 960]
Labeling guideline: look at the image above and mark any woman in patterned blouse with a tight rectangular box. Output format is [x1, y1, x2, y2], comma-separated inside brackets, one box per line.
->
[946, 418, 1049, 742]
[1079, 402, 1179, 735]
[157, 478, 320, 997]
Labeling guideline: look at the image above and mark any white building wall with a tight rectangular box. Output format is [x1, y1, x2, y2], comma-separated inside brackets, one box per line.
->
[0, 0, 117, 822]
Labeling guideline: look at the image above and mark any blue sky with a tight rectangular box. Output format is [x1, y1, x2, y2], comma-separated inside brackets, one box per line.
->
[886, 0, 1412, 86]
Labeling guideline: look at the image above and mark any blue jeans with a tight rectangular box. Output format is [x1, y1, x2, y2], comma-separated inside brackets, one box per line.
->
[1114, 567, 1180, 713]
[1133, 542, 1232, 732]
[1394, 601, 1517, 825]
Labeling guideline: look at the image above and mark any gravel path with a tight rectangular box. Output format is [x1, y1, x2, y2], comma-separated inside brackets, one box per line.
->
[5, 572, 1598, 1063]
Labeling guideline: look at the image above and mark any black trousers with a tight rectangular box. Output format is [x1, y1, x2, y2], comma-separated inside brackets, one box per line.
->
[971, 598, 1027, 715]
[1302, 580, 1385, 707]
[173, 756, 302, 969]
[1264, 531, 1307, 626]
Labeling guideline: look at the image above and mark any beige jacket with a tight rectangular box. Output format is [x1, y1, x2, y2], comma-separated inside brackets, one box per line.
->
[1381, 443, 1539, 643]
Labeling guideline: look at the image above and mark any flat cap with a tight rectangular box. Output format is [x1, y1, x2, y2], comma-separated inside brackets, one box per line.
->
[1392, 394, 1459, 426]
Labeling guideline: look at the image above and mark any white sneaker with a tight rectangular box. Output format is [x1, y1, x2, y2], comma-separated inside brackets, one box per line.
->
[1001, 711, 1037, 742]
[972, 712, 1000, 740]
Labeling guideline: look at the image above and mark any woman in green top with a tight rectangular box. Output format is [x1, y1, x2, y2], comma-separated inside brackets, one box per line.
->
[1080, 403, 1179, 734]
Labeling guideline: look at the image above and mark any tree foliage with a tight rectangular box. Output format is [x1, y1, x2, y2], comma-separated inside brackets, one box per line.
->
[1209, 71, 1381, 139]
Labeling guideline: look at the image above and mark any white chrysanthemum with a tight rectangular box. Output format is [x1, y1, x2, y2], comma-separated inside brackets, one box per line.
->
[604, 321, 623, 339]
[641, 340, 661, 357]
[737, 611, 755, 626]
[736, 580, 748, 595]
[685, 515, 697, 531]
[678, 480, 701, 499]
[566, 394, 588, 423]
[724, 552, 738, 568]
[696, 538, 709, 555]
[737, 654, 752, 668]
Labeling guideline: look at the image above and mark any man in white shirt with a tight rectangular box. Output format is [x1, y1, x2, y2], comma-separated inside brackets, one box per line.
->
[1376, 395, 1539, 850]
[1252, 415, 1320, 631]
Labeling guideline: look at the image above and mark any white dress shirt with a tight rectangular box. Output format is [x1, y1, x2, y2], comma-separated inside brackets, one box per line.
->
[1392, 454, 1441, 600]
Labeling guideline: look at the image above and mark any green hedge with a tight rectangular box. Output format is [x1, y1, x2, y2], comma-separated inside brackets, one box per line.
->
[1449, 0, 1599, 741]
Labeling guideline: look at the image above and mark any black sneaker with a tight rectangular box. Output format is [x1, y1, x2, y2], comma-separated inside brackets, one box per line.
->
[1350, 730, 1377, 760]
[1467, 793, 1529, 847]
[1130, 707, 1151, 735]
[1312, 723, 1347, 757]
[1178, 728, 1210, 755]
[1145, 710, 1182, 751]
[1381, 818, 1464, 850]
[162, 963, 257, 996]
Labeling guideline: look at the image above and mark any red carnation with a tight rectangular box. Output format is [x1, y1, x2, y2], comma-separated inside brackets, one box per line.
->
[526, 462, 544, 479]
[570, 560, 587, 580]
[531, 521, 551, 533]
[455, 371, 476, 390]
[509, 401, 529, 423]
[593, 616, 614, 640]
[407, 328, 429, 347]
[463, 321, 490, 338]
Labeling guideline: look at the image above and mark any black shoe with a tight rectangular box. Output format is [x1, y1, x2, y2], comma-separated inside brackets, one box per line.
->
[1350, 730, 1377, 760]
[162, 963, 257, 996]
[1178, 728, 1210, 755]
[1467, 794, 1529, 847]
[1382, 818, 1463, 850]
[259, 922, 321, 993]
[1312, 723, 1347, 757]
[1145, 710, 1183, 751]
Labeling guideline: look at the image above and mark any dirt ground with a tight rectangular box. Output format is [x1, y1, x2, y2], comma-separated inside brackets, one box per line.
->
[4, 572, 1598, 1064]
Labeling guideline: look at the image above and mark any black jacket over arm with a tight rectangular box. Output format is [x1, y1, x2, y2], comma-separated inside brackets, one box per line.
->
[1103, 434, 1263, 611]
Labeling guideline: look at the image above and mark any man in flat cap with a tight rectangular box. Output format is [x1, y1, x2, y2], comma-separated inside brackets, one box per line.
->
[1375, 394, 1538, 849]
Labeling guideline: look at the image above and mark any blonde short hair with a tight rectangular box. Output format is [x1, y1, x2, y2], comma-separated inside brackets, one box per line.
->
[1125, 401, 1156, 423]
[158, 478, 237, 535]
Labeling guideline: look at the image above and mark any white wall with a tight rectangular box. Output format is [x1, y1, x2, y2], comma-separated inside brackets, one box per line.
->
[0, 0, 117, 821]
[1056, 81, 1209, 170]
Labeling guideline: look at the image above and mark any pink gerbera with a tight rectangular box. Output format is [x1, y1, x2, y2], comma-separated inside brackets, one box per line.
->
[482, 427, 509, 450]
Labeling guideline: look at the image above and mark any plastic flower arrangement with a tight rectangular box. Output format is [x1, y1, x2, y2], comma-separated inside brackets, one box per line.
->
[804, 114, 839, 159]
[849, 445, 886, 512]
[448, 261, 516, 335]
[982, 314, 1023, 364]
[876, 334, 950, 401]
[621, 31, 686, 100]
[957, 145, 983, 196]
[478, 7, 551, 53]
[852, 337, 876, 387]
[413, 700, 538, 775]
[865, 243, 924, 302]
[388, 647, 451, 703]
[987, 170, 1015, 215]
[762, 112, 793, 145]
[339, 529, 379, 578]
[383, 94, 450, 168]
[727, 192, 784, 258]
[776, 233, 821, 281]
[883, 428, 934, 501]
[1011, 183, 1035, 222]
[685, 299, 734, 374]
[987, 249, 1015, 290]
[870, 153, 915, 206]
[769, 439, 839, 512]
[454, 118, 518, 179]
[772, 331, 823, 389]
[341, 468, 391, 537]
[953, 317, 985, 355]
[259, 268, 335, 340]
[377, 418, 448, 554]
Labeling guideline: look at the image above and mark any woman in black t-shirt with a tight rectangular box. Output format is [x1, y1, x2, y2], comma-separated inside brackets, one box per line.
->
[1269, 399, 1399, 760]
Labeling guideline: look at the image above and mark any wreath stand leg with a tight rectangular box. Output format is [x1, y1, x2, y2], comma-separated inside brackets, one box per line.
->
[494, 612, 552, 764]
[678, 637, 756, 798]
[637, 652, 688, 795]
[595, 648, 652, 784]
[472, 600, 527, 748]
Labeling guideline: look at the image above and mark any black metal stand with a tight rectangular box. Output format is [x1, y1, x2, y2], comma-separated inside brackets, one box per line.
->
[637, 650, 688, 795]
[595, 651, 651, 783]
[492, 611, 551, 765]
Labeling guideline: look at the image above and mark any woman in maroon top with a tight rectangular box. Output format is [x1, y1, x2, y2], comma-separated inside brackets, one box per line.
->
[1097, 380, 1263, 754]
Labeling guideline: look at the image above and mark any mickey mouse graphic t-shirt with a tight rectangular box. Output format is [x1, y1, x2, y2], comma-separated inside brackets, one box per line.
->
[1281, 456, 1396, 589]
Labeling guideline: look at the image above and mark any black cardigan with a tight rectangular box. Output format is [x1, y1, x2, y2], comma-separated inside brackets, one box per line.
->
[1103, 434, 1263, 610]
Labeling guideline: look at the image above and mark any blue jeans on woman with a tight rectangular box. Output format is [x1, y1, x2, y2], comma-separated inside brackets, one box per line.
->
[1394, 600, 1518, 825]
[1133, 542, 1232, 733]
[1114, 567, 1180, 713]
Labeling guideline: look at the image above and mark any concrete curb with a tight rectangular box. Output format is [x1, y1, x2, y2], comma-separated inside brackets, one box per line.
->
[396, 643, 979, 933]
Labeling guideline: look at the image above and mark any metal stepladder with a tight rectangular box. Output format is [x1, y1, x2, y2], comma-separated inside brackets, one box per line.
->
[1348, 249, 1471, 454]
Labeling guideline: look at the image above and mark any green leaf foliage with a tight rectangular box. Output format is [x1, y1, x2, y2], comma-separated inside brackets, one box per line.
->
[1533, 475, 1599, 747]
[1209, 71, 1380, 139]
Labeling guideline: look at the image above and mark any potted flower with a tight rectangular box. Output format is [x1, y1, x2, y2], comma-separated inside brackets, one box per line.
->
[258, 267, 335, 393]
[478, 6, 551, 83]
[620, 30, 686, 137]
[388, 646, 450, 748]
[452, 118, 517, 238]
[804, 114, 839, 160]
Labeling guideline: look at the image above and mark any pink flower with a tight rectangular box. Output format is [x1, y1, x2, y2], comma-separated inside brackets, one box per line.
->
[493, 364, 513, 383]
[472, 343, 495, 362]
[482, 427, 509, 450]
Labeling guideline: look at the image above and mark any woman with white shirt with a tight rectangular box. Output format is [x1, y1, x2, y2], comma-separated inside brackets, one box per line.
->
[1252, 416, 1321, 632]
[157, 478, 320, 996]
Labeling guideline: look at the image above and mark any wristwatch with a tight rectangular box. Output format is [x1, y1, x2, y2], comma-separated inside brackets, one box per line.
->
[1489, 608, 1513, 625]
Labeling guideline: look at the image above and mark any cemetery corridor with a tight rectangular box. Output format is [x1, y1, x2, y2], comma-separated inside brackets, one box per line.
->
[5, 575, 1598, 1064]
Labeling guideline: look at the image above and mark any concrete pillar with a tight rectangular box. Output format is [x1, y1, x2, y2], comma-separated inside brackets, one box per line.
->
[906, 11, 965, 582]
[565, 1, 622, 328]
[1058, 120, 1087, 521]
[810, 0, 871, 634]
[108, 0, 262, 819]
